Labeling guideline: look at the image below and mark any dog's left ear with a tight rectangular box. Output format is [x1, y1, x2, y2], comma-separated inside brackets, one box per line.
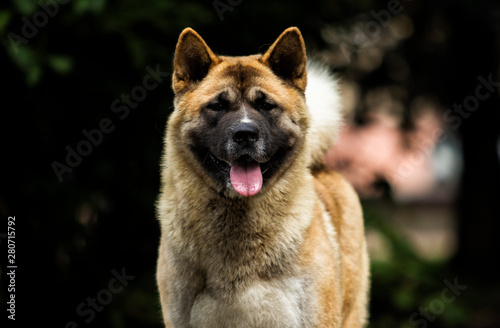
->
[261, 27, 307, 91]
[172, 28, 220, 94]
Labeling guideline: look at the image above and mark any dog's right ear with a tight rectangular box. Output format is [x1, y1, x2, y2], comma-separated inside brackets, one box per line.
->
[172, 28, 220, 94]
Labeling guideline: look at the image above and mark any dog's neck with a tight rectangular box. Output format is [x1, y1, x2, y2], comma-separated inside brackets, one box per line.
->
[158, 131, 318, 301]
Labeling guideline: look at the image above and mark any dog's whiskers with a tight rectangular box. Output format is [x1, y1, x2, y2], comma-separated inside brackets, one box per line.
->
[203, 152, 210, 165]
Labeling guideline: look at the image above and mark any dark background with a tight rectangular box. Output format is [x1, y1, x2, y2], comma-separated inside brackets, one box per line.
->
[1, 0, 499, 327]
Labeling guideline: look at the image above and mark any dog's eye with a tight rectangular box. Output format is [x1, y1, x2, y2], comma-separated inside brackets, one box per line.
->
[257, 101, 276, 111]
[207, 100, 229, 111]
[255, 93, 277, 111]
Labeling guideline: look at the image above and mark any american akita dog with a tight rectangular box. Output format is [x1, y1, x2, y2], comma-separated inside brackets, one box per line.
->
[156, 27, 369, 327]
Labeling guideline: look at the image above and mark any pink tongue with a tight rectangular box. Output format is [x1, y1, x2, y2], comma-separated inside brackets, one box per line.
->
[230, 161, 263, 197]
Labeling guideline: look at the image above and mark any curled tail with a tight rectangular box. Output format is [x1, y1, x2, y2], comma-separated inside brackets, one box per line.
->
[305, 61, 343, 169]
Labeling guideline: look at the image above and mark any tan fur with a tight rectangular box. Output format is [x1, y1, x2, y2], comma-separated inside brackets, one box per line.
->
[157, 27, 369, 327]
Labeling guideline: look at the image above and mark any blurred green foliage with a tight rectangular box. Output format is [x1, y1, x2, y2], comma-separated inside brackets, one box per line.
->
[2, 0, 214, 86]
[363, 200, 470, 328]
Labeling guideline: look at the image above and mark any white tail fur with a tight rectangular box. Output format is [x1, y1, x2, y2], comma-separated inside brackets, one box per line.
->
[305, 61, 343, 168]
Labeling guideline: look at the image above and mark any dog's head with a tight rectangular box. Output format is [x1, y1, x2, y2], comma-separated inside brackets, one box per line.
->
[168, 27, 310, 197]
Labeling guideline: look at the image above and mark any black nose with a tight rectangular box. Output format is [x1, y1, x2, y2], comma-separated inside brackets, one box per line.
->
[232, 122, 259, 144]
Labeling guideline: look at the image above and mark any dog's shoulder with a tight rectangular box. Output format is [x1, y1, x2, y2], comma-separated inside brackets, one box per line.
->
[312, 166, 363, 233]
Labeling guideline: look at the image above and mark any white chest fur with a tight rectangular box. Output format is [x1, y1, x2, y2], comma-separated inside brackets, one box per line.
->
[189, 277, 314, 328]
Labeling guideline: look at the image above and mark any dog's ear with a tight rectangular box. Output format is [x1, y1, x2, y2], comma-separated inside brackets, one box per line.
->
[260, 27, 307, 91]
[172, 28, 220, 94]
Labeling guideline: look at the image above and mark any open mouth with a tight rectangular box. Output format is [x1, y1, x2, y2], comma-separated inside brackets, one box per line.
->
[206, 153, 271, 197]
[229, 155, 263, 197]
